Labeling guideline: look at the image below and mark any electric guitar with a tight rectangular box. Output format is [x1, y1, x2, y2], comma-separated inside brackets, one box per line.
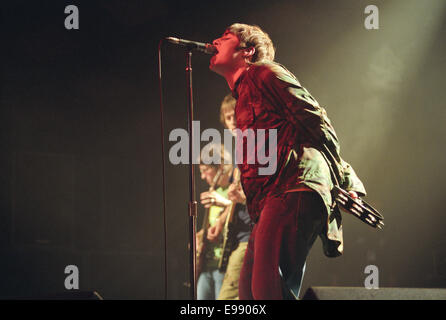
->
[218, 168, 241, 272]
[196, 167, 223, 277]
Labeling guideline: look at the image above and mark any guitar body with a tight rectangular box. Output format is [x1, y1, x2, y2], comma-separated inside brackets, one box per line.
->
[196, 167, 224, 278]
[218, 168, 241, 272]
[196, 207, 210, 277]
[218, 215, 237, 272]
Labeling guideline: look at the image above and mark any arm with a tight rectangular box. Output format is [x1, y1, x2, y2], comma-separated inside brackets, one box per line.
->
[207, 206, 229, 242]
[200, 190, 232, 208]
[227, 181, 246, 205]
[206, 181, 246, 241]
[252, 63, 367, 195]
[341, 159, 366, 196]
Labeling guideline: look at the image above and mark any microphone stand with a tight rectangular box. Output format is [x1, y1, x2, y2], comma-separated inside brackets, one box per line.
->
[185, 50, 198, 300]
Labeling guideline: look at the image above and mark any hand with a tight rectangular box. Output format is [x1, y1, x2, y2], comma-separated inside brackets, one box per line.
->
[337, 190, 363, 214]
[348, 190, 363, 204]
[196, 229, 204, 253]
[207, 220, 224, 242]
[346, 190, 364, 214]
[200, 191, 232, 208]
[348, 190, 358, 199]
[227, 183, 246, 204]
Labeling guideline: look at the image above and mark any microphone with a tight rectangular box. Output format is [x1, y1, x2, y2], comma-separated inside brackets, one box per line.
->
[166, 37, 217, 55]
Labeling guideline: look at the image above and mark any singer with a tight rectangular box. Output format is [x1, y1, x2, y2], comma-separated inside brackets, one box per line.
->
[209, 23, 366, 299]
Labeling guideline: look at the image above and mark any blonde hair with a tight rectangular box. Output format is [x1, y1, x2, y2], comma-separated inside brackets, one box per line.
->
[227, 23, 275, 64]
[199, 143, 232, 175]
[219, 94, 236, 128]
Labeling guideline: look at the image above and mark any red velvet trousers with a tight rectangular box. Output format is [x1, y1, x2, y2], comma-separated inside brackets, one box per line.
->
[239, 191, 325, 300]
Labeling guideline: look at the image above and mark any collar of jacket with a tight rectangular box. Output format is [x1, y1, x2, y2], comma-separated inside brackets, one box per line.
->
[231, 67, 250, 99]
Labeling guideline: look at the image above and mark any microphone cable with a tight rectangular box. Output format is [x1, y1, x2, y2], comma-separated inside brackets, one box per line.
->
[158, 39, 168, 300]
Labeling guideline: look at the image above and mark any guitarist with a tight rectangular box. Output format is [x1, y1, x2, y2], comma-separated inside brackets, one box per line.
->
[196, 144, 233, 300]
[206, 94, 253, 300]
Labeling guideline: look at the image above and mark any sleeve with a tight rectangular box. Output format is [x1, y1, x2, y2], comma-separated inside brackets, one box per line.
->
[341, 159, 367, 196]
[250, 64, 326, 145]
[250, 63, 367, 195]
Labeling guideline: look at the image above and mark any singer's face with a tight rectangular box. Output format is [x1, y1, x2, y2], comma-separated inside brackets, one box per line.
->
[210, 31, 245, 74]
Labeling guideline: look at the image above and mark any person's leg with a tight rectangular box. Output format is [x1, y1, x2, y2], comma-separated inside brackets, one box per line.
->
[250, 192, 324, 299]
[239, 224, 257, 300]
[197, 271, 214, 300]
[212, 269, 225, 299]
[279, 192, 325, 299]
[218, 241, 248, 300]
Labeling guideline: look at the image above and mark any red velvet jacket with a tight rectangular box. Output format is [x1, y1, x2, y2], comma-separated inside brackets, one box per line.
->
[232, 62, 366, 257]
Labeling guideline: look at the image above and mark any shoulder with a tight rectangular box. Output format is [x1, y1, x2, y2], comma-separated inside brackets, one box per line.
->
[246, 62, 301, 88]
[245, 62, 278, 83]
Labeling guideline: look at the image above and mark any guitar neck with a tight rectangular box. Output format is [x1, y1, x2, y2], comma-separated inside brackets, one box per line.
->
[201, 207, 211, 240]
[218, 168, 242, 271]
[225, 167, 241, 226]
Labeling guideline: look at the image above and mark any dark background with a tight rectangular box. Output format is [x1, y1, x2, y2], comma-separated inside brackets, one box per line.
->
[1, 0, 445, 299]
